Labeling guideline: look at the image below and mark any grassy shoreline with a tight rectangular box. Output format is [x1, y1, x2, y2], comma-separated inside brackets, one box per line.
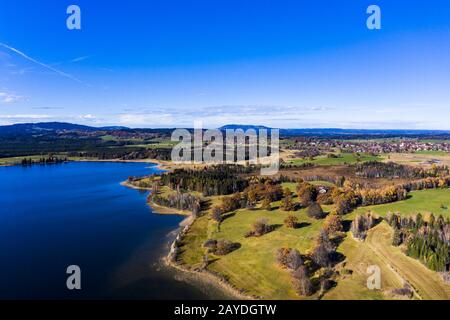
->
[121, 179, 252, 299]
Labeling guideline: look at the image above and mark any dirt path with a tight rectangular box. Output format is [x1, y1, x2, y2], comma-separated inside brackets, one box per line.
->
[366, 223, 450, 300]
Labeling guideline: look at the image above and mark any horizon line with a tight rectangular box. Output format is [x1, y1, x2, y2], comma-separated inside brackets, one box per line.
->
[1, 121, 450, 132]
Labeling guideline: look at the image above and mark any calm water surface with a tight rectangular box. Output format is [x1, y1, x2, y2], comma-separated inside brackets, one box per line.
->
[0, 162, 229, 299]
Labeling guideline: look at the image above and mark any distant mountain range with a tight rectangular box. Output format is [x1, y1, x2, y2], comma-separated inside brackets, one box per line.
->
[1, 122, 450, 137]
[219, 124, 271, 131]
[0, 122, 129, 135]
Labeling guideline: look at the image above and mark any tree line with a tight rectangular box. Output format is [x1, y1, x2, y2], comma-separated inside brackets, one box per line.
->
[387, 212, 449, 272]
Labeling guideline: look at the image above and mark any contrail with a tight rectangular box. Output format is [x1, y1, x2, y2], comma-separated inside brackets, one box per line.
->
[0, 42, 86, 85]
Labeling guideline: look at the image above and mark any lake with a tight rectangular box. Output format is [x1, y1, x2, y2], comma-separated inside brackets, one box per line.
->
[0, 161, 228, 299]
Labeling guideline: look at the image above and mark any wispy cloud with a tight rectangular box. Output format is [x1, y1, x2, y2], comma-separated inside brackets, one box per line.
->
[31, 106, 65, 110]
[0, 91, 25, 104]
[0, 42, 87, 85]
[113, 105, 333, 128]
[70, 55, 90, 63]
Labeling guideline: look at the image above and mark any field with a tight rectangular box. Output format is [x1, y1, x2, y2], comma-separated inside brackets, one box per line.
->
[178, 185, 450, 300]
[206, 205, 330, 299]
[353, 189, 450, 218]
[326, 222, 449, 300]
[386, 152, 450, 167]
[0, 154, 82, 165]
[0, 155, 44, 165]
[287, 153, 382, 166]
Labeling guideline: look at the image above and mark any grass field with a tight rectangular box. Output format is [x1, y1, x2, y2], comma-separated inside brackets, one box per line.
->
[178, 183, 333, 299]
[0, 154, 78, 165]
[207, 205, 328, 299]
[287, 153, 382, 166]
[353, 189, 450, 218]
[0, 155, 43, 165]
[386, 152, 450, 167]
[414, 150, 449, 156]
[177, 184, 450, 300]
[326, 222, 449, 300]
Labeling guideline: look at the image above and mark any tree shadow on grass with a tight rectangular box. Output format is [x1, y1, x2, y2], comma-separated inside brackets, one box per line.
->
[222, 212, 236, 222]
[342, 219, 352, 232]
[295, 222, 311, 229]
[271, 224, 283, 232]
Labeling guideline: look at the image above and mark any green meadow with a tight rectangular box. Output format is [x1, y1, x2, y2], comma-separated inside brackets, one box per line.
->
[287, 153, 382, 166]
[177, 185, 450, 299]
[353, 188, 450, 218]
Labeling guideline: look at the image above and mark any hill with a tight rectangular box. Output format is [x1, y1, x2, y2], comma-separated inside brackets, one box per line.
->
[0, 122, 130, 135]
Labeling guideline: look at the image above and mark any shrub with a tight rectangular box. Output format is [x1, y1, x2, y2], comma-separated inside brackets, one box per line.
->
[284, 215, 298, 228]
[276, 248, 303, 270]
[203, 239, 217, 249]
[245, 218, 272, 237]
[307, 202, 326, 219]
[213, 239, 240, 255]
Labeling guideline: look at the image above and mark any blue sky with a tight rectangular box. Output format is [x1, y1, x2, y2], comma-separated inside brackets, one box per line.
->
[1, 0, 450, 128]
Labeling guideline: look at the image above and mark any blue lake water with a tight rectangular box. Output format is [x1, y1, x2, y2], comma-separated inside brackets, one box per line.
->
[0, 161, 226, 299]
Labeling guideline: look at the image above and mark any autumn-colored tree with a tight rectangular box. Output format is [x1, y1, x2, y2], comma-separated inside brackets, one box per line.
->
[220, 193, 242, 213]
[213, 239, 240, 255]
[247, 189, 258, 208]
[261, 196, 272, 211]
[246, 218, 272, 237]
[296, 182, 317, 207]
[276, 248, 303, 270]
[284, 215, 298, 229]
[323, 212, 343, 234]
[281, 187, 294, 211]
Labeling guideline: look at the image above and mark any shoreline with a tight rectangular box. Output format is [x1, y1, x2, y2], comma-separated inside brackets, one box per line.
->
[163, 215, 255, 300]
[0, 157, 175, 172]
[121, 179, 255, 300]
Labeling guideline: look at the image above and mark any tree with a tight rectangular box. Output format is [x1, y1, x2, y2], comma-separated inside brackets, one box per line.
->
[292, 266, 314, 296]
[247, 189, 258, 208]
[392, 228, 403, 246]
[281, 187, 294, 211]
[296, 182, 317, 207]
[246, 218, 272, 237]
[221, 193, 242, 213]
[311, 242, 332, 268]
[214, 239, 239, 255]
[286, 249, 303, 271]
[311, 230, 335, 268]
[307, 202, 326, 219]
[284, 215, 298, 229]
[323, 212, 343, 234]
[211, 206, 222, 223]
[276, 248, 303, 270]
[276, 248, 290, 267]
[351, 212, 376, 240]
[261, 196, 272, 211]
